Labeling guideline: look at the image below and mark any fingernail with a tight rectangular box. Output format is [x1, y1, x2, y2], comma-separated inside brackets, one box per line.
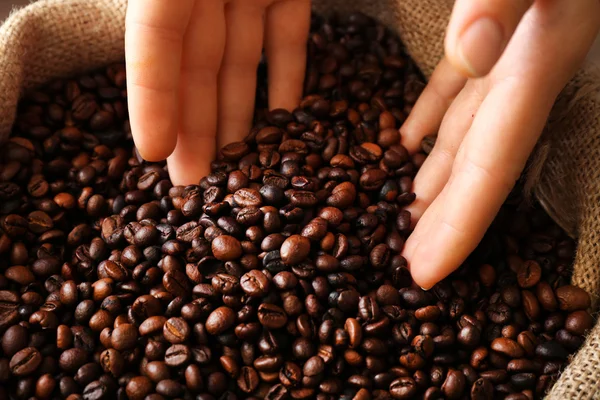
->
[420, 286, 431, 292]
[457, 17, 505, 77]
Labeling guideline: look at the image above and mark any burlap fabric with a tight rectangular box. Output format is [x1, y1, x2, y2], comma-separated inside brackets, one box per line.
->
[0, 0, 599, 398]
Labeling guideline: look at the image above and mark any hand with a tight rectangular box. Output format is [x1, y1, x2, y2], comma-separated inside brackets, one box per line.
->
[125, 0, 311, 185]
[401, 0, 600, 290]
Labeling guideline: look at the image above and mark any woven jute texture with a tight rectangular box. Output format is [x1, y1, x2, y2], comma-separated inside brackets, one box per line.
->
[1, 0, 599, 398]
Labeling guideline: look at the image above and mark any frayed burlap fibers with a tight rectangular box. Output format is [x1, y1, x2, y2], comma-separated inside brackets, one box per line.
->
[1, 0, 600, 398]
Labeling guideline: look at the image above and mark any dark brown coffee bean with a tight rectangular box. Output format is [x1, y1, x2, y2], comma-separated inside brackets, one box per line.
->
[565, 310, 594, 335]
[536, 282, 558, 311]
[145, 361, 171, 383]
[241, 270, 270, 297]
[491, 338, 525, 358]
[212, 235, 243, 261]
[10, 347, 42, 376]
[389, 377, 417, 399]
[281, 235, 311, 265]
[234, 188, 262, 207]
[126, 376, 153, 400]
[156, 379, 184, 397]
[59, 348, 88, 373]
[517, 261, 542, 288]
[206, 307, 236, 335]
[164, 344, 191, 367]
[535, 341, 569, 360]
[236, 366, 259, 393]
[2, 324, 29, 356]
[163, 317, 190, 344]
[139, 316, 167, 336]
[441, 369, 466, 399]
[258, 303, 288, 329]
[555, 285, 591, 311]
[471, 378, 494, 400]
[100, 348, 125, 377]
[163, 270, 191, 297]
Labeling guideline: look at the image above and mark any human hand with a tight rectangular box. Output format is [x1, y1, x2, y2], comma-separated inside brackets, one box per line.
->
[401, 0, 600, 289]
[125, 0, 311, 185]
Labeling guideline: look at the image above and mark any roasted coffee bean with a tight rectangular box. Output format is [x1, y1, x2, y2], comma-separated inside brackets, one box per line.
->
[258, 303, 288, 329]
[206, 307, 236, 335]
[241, 270, 270, 297]
[389, 377, 417, 399]
[517, 261, 542, 288]
[163, 317, 190, 344]
[555, 285, 591, 311]
[10, 347, 42, 376]
[212, 235, 243, 261]
[281, 235, 311, 265]
[2, 324, 29, 356]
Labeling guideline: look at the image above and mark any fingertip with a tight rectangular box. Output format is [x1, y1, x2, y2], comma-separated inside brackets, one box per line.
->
[133, 136, 177, 163]
[167, 151, 213, 186]
[408, 259, 438, 292]
[130, 122, 178, 162]
[455, 17, 505, 77]
[407, 245, 448, 292]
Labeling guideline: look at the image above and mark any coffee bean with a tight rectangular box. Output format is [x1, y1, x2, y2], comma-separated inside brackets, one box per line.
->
[156, 379, 184, 397]
[206, 307, 236, 335]
[164, 344, 191, 367]
[555, 285, 591, 311]
[59, 348, 89, 373]
[241, 270, 270, 297]
[535, 341, 569, 360]
[126, 376, 153, 400]
[2, 324, 29, 356]
[10, 347, 42, 376]
[163, 270, 191, 297]
[565, 310, 594, 335]
[389, 377, 417, 399]
[212, 235, 243, 261]
[164, 317, 190, 344]
[491, 338, 525, 358]
[237, 366, 259, 393]
[471, 378, 494, 400]
[441, 369, 466, 400]
[258, 303, 288, 329]
[517, 260, 542, 288]
[281, 235, 311, 265]
[139, 316, 167, 336]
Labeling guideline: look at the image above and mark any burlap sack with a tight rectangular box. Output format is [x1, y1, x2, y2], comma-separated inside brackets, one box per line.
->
[0, 0, 599, 398]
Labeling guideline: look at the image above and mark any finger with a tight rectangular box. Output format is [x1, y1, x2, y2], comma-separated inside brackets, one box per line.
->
[168, 0, 226, 186]
[400, 57, 467, 154]
[217, 2, 265, 149]
[445, 0, 533, 77]
[265, 0, 311, 111]
[402, 183, 449, 264]
[404, 80, 484, 223]
[408, 77, 554, 290]
[125, 0, 195, 161]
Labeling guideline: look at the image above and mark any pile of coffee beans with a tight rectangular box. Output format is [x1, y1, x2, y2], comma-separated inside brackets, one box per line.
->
[0, 12, 593, 400]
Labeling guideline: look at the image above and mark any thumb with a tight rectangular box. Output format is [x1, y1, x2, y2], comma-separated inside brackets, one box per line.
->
[445, 0, 534, 77]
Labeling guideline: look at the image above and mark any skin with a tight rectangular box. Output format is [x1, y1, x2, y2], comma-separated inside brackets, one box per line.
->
[125, 0, 600, 290]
